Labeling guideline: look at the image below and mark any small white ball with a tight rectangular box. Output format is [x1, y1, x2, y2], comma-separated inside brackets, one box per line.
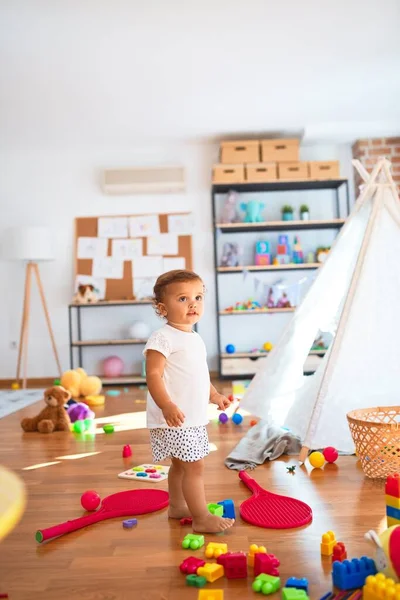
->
[128, 321, 150, 340]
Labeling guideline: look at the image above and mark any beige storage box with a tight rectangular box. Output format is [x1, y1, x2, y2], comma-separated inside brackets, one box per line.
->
[261, 138, 299, 162]
[309, 161, 340, 180]
[212, 164, 245, 184]
[278, 161, 309, 180]
[220, 140, 260, 164]
[246, 162, 278, 183]
[221, 356, 266, 376]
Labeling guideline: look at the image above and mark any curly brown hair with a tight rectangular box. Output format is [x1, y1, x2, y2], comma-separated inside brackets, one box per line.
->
[153, 269, 204, 317]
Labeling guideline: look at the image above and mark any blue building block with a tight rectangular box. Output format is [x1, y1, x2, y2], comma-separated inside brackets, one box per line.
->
[332, 557, 377, 590]
[217, 499, 236, 519]
[123, 518, 137, 529]
[285, 577, 309, 592]
[386, 505, 400, 520]
[318, 594, 333, 600]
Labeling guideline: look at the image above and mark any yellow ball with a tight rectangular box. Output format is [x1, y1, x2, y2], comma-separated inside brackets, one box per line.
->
[309, 451, 325, 469]
[263, 342, 273, 352]
[11, 382, 20, 390]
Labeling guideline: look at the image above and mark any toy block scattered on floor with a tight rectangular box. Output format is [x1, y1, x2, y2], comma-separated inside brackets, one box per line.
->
[186, 574, 207, 588]
[198, 591, 223, 600]
[386, 494, 400, 510]
[387, 505, 400, 520]
[180, 556, 206, 574]
[363, 573, 400, 600]
[197, 563, 224, 583]
[321, 530, 337, 556]
[385, 473, 400, 498]
[207, 502, 224, 517]
[282, 588, 309, 600]
[217, 498, 236, 519]
[254, 552, 280, 577]
[205, 542, 228, 559]
[387, 515, 400, 528]
[332, 557, 377, 590]
[182, 534, 205, 550]
[248, 543, 267, 567]
[285, 577, 309, 592]
[252, 574, 281, 595]
[217, 552, 247, 579]
[122, 518, 137, 529]
[332, 542, 347, 563]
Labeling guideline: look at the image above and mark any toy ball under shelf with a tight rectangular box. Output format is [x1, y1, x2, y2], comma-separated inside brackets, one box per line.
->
[103, 356, 124, 378]
[232, 413, 243, 425]
[225, 344, 236, 354]
[128, 321, 150, 340]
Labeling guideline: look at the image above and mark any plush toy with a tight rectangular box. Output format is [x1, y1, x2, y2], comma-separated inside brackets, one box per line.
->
[21, 386, 71, 433]
[240, 199, 265, 223]
[73, 284, 98, 304]
[61, 368, 102, 400]
[221, 190, 239, 223]
[365, 526, 400, 581]
[66, 402, 94, 423]
[221, 242, 241, 267]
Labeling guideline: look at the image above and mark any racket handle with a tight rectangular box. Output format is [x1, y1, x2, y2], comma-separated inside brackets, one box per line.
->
[35, 512, 100, 543]
[239, 470, 262, 493]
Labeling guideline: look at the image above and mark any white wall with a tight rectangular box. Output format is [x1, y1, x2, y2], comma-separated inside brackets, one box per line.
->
[0, 141, 354, 378]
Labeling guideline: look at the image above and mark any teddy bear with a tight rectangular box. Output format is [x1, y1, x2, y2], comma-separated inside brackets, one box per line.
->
[73, 284, 98, 304]
[21, 386, 72, 433]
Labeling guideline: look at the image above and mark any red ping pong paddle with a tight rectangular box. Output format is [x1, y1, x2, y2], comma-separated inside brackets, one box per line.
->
[239, 470, 312, 529]
[36, 488, 169, 543]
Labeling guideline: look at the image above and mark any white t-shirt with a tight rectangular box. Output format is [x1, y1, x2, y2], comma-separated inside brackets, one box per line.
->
[143, 324, 210, 429]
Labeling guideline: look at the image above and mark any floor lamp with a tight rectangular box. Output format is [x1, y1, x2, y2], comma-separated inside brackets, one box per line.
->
[2, 226, 62, 388]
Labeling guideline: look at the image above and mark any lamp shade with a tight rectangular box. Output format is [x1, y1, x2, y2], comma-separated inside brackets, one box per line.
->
[1, 226, 55, 261]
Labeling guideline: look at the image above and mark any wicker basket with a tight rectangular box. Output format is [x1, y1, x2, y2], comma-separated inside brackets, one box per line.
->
[347, 406, 400, 478]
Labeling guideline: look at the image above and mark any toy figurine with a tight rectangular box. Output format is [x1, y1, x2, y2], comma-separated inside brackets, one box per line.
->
[286, 466, 296, 474]
[276, 292, 291, 308]
[267, 288, 275, 308]
[221, 190, 239, 223]
[365, 526, 400, 581]
[221, 243, 241, 267]
[240, 199, 265, 223]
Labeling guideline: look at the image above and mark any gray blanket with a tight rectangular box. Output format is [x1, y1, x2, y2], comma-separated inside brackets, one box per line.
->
[224, 420, 302, 470]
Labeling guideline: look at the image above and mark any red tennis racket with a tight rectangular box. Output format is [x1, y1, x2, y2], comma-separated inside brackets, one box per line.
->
[239, 471, 312, 529]
[36, 488, 169, 543]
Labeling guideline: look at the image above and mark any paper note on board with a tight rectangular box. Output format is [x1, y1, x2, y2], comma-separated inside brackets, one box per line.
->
[77, 237, 108, 259]
[92, 257, 124, 279]
[112, 239, 143, 259]
[147, 234, 178, 256]
[163, 257, 186, 271]
[168, 214, 194, 235]
[75, 275, 106, 300]
[98, 217, 128, 238]
[132, 256, 163, 279]
[133, 278, 155, 300]
[129, 215, 160, 237]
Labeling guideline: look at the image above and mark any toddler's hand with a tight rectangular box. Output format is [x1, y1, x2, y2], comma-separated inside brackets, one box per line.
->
[162, 403, 185, 427]
[211, 393, 232, 411]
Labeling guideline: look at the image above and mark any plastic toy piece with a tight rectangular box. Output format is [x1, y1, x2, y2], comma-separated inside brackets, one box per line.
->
[321, 531, 337, 556]
[387, 516, 400, 528]
[287, 466, 296, 474]
[205, 542, 228, 559]
[186, 574, 207, 588]
[252, 573, 281, 595]
[197, 563, 224, 583]
[103, 424, 114, 434]
[217, 552, 247, 579]
[363, 573, 400, 600]
[387, 506, 400, 520]
[285, 577, 309, 592]
[254, 553, 280, 577]
[217, 499, 235, 519]
[180, 517, 193, 526]
[219, 413, 229, 423]
[386, 474, 400, 498]
[182, 533, 205, 550]
[123, 518, 137, 529]
[207, 503, 224, 517]
[282, 588, 309, 600]
[122, 444, 132, 458]
[179, 556, 206, 575]
[332, 542, 347, 563]
[332, 556, 377, 590]
[250, 419, 258, 427]
[248, 543, 267, 567]
[309, 451, 325, 468]
[232, 413, 243, 425]
[386, 494, 400, 510]
[198, 591, 224, 600]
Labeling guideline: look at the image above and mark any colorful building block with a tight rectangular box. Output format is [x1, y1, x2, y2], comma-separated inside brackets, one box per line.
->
[198, 591, 224, 600]
[387, 505, 400, 520]
[321, 531, 337, 556]
[217, 552, 247, 579]
[332, 557, 377, 590]
[248, 543, 267, 567]
[254, 553, 280, 577]
[285, 577, 309, 592]
[217, 499, 236, 519]
[255, 242, 271, 266]
[205, 542, 228, 559]
[180, 556, 206, 575]
[386, 474, 400, 498]
[182, 534, 205, 550]
[332, 542, 347, 563]
[197, 563, 224, 583]
[387, 516, 400, 528]
[252, 574, 281, 595]
[282, 589, 309, 600]
[122, 518, 137, 528]
[186, 574, 207, 588]
[386, 494, 400, 510]
[363, 573, 400, 600]
[207, 503, 224, 517]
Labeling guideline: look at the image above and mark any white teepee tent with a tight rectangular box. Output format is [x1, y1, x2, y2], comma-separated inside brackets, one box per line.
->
[239, 158, 400, 460]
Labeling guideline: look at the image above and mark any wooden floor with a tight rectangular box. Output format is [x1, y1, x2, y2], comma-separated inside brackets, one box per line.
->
[0, 382, 386, 600]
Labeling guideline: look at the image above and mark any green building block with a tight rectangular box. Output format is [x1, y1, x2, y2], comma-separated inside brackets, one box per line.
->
[207, 503, 224, 517]
[282, 588, 309, 600]
[252, 574, 281, 595]
[182, 533, 205, 550]
[186, 575, 207, 588]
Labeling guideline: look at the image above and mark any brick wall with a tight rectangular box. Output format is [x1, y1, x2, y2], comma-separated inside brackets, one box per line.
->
[352, 137, 400, 190]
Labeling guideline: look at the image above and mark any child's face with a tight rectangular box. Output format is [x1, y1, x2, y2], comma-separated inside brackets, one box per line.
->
[158, 279, 205, 328]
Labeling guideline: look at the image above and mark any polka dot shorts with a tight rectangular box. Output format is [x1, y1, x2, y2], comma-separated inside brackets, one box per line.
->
[149, 426, 209, 463]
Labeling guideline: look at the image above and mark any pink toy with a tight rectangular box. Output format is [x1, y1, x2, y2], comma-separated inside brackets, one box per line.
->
[103, 355, 124, 378]
[217, 552, 247, 579]
[122, 444, 132, 458]
[254, 552, 280, 577]
[323, 447, 339, 463]
[81, 490, 101, 511]
[267, 288, 275, 309]
[179, 556, 206, 574]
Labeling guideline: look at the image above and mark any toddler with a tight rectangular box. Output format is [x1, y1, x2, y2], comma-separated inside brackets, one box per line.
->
[143, 269, 235, 533]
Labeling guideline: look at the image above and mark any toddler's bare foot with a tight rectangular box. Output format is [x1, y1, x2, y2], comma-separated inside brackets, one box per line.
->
[192, 514, 234, 533]
[168, 504, 192, 519]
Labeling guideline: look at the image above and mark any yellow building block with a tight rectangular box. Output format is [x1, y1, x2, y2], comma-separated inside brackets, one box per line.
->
[247, 543, 267, 567]
[387, 515, 400, 528]
[386, 494, 400, 510]
[205, 542, 228, 559]
[320, 530, 337, 556]
[197, 563, 224, 583]
[198, 591, 224, 600]
[363, 573, 400, 600]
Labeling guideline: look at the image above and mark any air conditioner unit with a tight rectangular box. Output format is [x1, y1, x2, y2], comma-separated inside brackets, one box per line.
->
[102, 166, 186, 195]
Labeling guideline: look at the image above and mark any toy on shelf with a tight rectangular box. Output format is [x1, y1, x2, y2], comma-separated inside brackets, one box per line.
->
[292, 236, 304, 264]
[316, 246, 330, 263]
[217, 552, 247, 578]
[332, 557, 377, 590]
[309, 451, 325, 469]
[73, 283, 98, 304]
[321, 531, 337, 556]
[103, 356, 124, 378]
[225, 299, 263, 312]
[306, 251, 315, 264]
[221, 242, 241, 267]
[221, 190, 239, 223]
[118, 464, 169, 482]
[240, 199, 265, 223]
[20, 386, 71, 434]
[300, 205, 310, 221]
[81, 490, 101, 511]
[128, 321, 150, 340]
[225, 344, 236, 354]
[276, 292, 292, 308]
[267, 288, 275, 308]
[255, 241, 271, 266]
[61, 368, 102, 400]
[274, 235, 292, 265]
[365, 524, 400, 581]
[282, 205, 294, 221]
[323, 447, 338, 463]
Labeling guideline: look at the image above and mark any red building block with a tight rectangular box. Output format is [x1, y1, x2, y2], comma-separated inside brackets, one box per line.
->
[332, 543, 347, 563]
[254, 553, 280, 577]
[217, 552, 247, 579]
[179, 556, 206, 575]
[385, 474, 400, 498]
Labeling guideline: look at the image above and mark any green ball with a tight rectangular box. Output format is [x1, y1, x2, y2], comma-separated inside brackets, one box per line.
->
[73, 420, 85, 433]
[103, 424, 114, 434]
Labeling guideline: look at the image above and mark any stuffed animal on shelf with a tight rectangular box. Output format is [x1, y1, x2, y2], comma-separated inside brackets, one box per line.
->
[240, 199, 265, 223]
[221, 243, 241, 267]
[221, 190, 239, 223]
[73, 284, 98, 304]
[61, 368, 102, 400]
[21, 386, 71, 433]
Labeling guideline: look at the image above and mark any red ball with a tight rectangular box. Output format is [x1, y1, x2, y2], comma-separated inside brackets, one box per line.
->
[81, 490, 101, 511]
[323, 446, 338, 463]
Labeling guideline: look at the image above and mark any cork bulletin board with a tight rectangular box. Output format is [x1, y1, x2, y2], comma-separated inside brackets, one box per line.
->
[74, 213, 193, 301]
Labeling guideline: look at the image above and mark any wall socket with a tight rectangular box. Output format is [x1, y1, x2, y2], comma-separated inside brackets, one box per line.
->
[10, 341, 18, 350]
